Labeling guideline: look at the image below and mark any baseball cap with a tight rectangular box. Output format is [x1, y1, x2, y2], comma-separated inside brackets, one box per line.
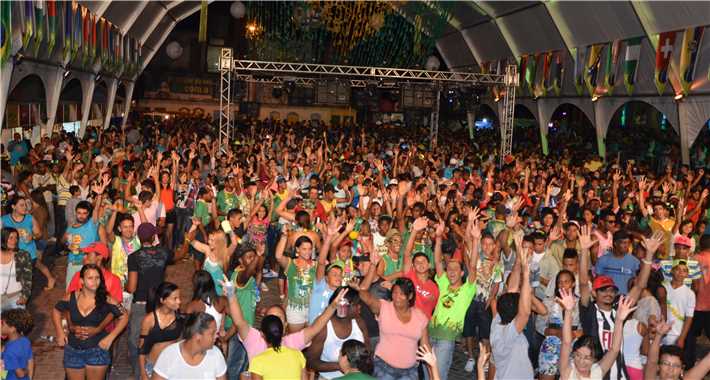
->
[326, 262, 344, 273]
[82, 242, 109, 259]
[137, 222, 159, 242]
[592, 275, 618, 291]
[673, 235, 692, 248]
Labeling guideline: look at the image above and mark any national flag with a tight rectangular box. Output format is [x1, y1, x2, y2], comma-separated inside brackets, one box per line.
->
[46, 0, 56, 57]
[540, 51, 552, 97]
[525, 53, 538, 95]
[519, 55, 527, 91]
[81, 6, 89, 62]
[573, 47, 586, 96]
[0, 1, 11, 66]
[89, 14, 96, 61]
[603, 40, 621, 94]
[551, 51, 563, 96]
[585, 44, 603, 96]
[198, 0, 208, 42]
[71, 3, 81, 60]
[623, 37, 642, 95]
[679, 26, 704, 94]
[22, 1, 34, 50]
[654, 31, 676, 95]
[32, 0, 44, 57]
[62, 0, 72, 61]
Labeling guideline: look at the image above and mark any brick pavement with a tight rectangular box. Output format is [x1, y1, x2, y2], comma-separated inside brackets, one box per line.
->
[27, 255, 710, 380]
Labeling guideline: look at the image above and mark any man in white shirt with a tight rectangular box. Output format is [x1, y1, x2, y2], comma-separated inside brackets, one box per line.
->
[152, 312, 227, 380]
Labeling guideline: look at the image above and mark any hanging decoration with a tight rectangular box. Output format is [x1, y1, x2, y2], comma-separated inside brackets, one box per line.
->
[538, 51, 552, 97]
[62, 0, 72, 62]
[0, 1, 11, 66]
[46, 0, 56, 57]
[679, 26, 704, 95]
[32, 0, 44, 57]
[623, 37, 642, 95]
[518, 55, 527, 92]
[198, 0, 208, 42]
[573, 47, 586, 96]
[603, 40, 621, 95]
[525, 53, 538, 95]
[551, 52, 563, 97]
[584, 44, 603, 96]
[22, 1, 34, 50]
[654, 31, 676, 95]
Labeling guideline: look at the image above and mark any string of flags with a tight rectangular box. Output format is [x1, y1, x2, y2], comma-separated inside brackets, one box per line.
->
[0, 0, 142, 76]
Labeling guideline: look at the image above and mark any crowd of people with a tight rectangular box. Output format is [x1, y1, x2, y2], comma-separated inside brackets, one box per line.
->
[0, 113, 710, 380]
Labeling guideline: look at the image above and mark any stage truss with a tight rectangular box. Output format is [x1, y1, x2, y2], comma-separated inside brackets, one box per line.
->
[218, 48, 517, 161]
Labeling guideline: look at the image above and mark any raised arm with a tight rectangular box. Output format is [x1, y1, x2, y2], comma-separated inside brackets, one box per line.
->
[628, 232, 664, 301]
[220, 275, 250, 341]
[302, 288, 346, 343]
[645, 321, 672, 380]
[578, 225, 594, 307]
[559, 288, 576, 380]
[598, 296, 636, 374]
[685, 352, 710, 380]
[274, 227, 291, 270]
[514, 245, 532, 333]
[350, 271, 381, 315]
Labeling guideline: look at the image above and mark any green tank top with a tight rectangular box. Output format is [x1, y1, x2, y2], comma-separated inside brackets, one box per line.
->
[286, 258, 317, 310]
[382, 254, 402, 277]
[225, 268, 257, 329]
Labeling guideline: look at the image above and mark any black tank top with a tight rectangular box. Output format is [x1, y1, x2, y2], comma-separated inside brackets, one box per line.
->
[140, 311, 185, 355]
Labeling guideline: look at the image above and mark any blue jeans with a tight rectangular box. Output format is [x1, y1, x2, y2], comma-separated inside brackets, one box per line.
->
[431, 338, 455, 380]
[226, 334, 249, 380]
[373, 356, 418, 380]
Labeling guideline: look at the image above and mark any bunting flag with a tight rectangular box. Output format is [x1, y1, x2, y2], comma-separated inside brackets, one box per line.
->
[107, 23, 113, 68]
[71, 3, 81, 60]
[81, 6, 89, 63]
[654, 31, 676, 95]
[540, 51, 552, 97]
[46, 0, 56, 57]
[32, 1, 44, 57]
[22, 1, 34, 50]
[623, 37, 642, 95]
[584, 44, 603, 96]
[100, 18, 107, 64]
[89, 13, 96, 61]
[525, 53, 538, 95]
[573, 47, 586, 96]
[679, 26, 704, 94]
[0, 1, 10, 66]
[603, 40, 621, 94]
[198, 0, 208, 42]
[551, 51, 563, 96]
[62, 0, 71, 61]
[519, 55, 528, 92]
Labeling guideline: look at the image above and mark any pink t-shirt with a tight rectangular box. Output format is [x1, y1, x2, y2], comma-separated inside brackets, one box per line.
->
[243, 326, 306, 360]
[374, 299, 428, 369]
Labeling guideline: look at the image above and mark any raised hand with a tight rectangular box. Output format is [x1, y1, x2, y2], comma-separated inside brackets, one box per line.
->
[641, 231, 664, 256]
[468, 217, 481, 240]
[556, 288, 577, 311]
[412, 217, 429, 232]
[655, 320, 672, 337]
[416, 345, 438, 368]
[329, 287, 348, 308]
[579, 225, 595, 250]
[616, 295, 637, 321]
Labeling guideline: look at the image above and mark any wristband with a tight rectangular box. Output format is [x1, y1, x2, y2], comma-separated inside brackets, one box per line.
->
[642, 259, 652, 265]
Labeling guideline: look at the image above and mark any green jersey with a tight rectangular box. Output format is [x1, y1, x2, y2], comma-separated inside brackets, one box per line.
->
[429, 273, 477, 341]
[286, 258, 317, 310]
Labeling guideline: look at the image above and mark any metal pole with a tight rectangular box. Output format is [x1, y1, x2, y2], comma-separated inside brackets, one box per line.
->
[500, 64, 517, 166]
[219, 48, 233, 153]
[430, 85, 441, 149]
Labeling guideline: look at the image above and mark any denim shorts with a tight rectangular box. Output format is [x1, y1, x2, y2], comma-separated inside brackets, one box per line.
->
[373, 356, 418, 380]
[63, 344, 112, 369]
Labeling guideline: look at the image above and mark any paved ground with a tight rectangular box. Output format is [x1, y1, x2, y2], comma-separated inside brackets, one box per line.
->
[27, 253, 710, 380]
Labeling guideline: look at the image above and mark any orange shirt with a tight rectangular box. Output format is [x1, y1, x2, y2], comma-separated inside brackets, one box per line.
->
[160, 188, 174, 211]
[695, 251, 710, 311]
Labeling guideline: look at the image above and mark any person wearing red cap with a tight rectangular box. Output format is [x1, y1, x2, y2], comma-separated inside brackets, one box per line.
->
[659, 235, 702, 287]
[66, 242, 123, 304]
[578, 226, 663, 380]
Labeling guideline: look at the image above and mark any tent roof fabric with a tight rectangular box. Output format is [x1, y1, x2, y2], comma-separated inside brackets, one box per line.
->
[88, 1, 710, 95]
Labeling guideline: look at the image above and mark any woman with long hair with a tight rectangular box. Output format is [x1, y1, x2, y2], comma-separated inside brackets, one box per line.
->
[52, 264, 128, 380]
[185, 219, 238, 296]
[0, 227, 33, 309]
[137, 282, 184, 380]
[249, 315, 307, 380]
[184, 270, 228, 350]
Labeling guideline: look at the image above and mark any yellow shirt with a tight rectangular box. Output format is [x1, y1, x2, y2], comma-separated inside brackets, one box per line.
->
[250, 347, 305, 380]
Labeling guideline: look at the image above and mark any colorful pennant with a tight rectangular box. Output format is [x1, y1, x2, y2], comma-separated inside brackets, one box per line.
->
[679, 26, 704, 95]
[0, 1, 10, 66]
[623, 37, 642, 95]
[585, 44, 603, 96]
[654, 31, 676, 95]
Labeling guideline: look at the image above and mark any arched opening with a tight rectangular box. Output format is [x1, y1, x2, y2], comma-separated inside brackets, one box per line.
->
[58, 79, 83, 134]
[690, 119, 710, 168]
[606, 101, 678, 170]
[5, 74, 46, 136]
[548, 103, 595, 153]
[512, 104, 539, 153]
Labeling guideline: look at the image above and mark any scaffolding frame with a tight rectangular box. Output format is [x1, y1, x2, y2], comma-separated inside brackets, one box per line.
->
[220, 57, 517, 160]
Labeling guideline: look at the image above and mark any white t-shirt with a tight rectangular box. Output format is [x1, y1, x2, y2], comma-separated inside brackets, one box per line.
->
[663, 282, 696, 343]
[153, 341, 227, 380]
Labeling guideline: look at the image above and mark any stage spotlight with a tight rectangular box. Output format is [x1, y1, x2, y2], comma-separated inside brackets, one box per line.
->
[674, 93, 684, 101]
[63, 69, 71, 78]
